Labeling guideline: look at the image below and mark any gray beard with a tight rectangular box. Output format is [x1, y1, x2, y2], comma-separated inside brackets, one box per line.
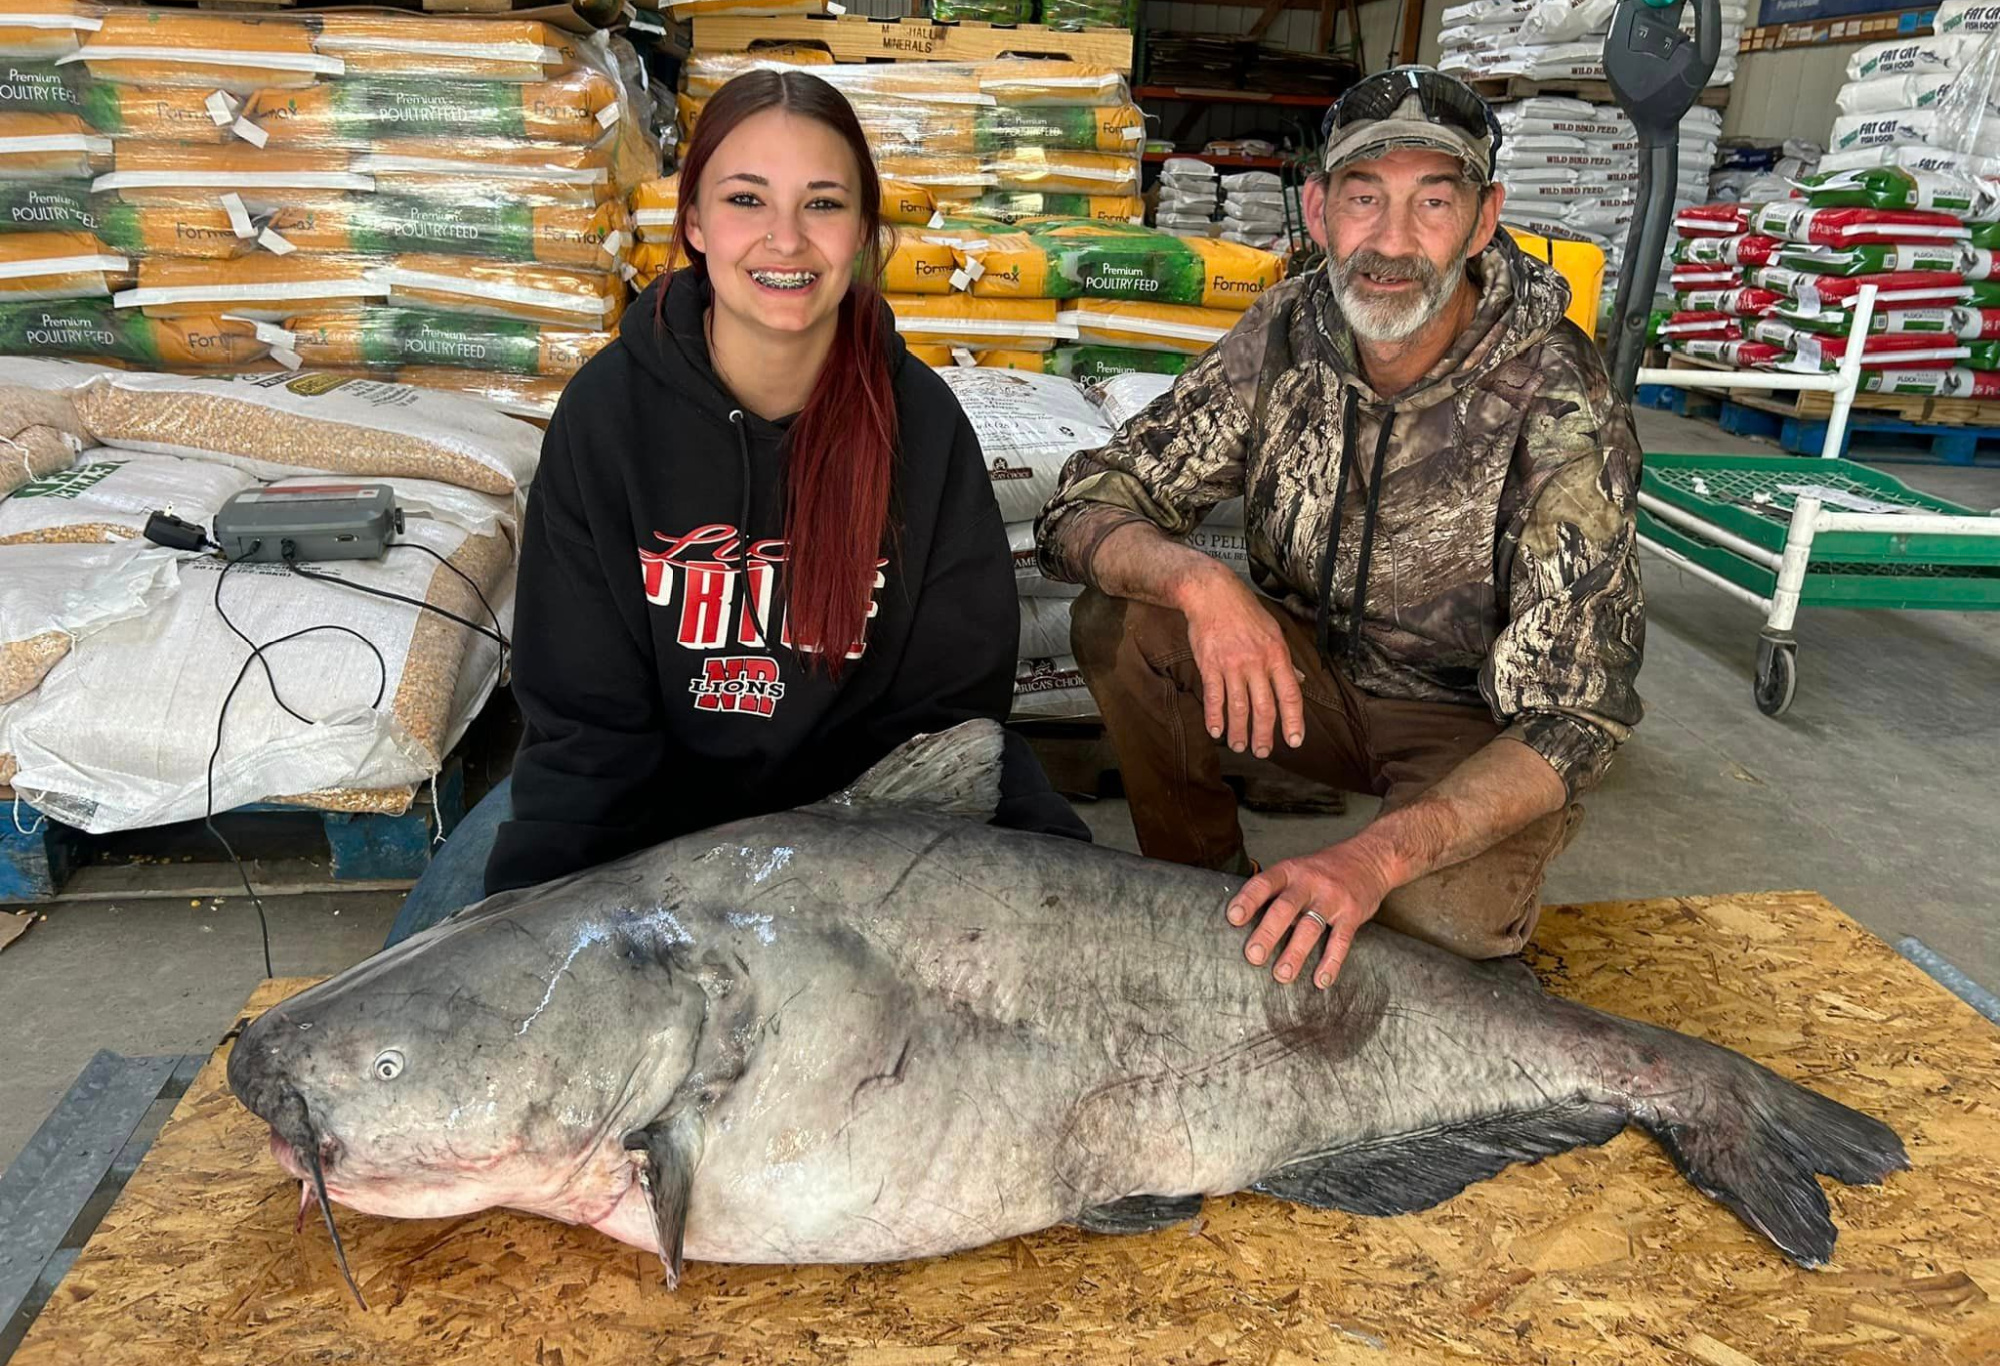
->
[1330, 230, 1476, 345]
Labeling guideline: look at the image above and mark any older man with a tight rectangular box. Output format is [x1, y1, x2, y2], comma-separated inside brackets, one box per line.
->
[1036, 66, 1645, 991]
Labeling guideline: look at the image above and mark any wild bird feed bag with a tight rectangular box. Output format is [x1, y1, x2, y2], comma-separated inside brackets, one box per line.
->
[937, 367, 1111, 522]
[0, 450, 254, 543]
[0, 538, 180, 704]
[66, 370, 541, 495]
[282, 307, 612, 378]
[1, 515, 512, 831]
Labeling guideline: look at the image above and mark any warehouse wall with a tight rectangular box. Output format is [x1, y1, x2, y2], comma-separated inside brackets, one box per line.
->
[1141, 0, 1407, 62]
[1722, 45, 1849, 145]
[1138, 0, 1410, 146]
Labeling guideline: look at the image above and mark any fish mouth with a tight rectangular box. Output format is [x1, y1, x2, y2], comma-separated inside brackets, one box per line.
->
[229, 1037, 370, 1310]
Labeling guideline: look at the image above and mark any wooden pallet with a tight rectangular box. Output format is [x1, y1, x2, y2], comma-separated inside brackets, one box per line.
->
[1467, 75, 1730, 111]
[11, 891, 2000, 1365]
[1659, 353, 2000, 426]
[1643, 384, 2000, 466]
[0, 759, 463, 904]
[691, 12, 1134, 70]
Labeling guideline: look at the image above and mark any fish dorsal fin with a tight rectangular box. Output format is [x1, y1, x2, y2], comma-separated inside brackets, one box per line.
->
[832, 719, 1004, 820]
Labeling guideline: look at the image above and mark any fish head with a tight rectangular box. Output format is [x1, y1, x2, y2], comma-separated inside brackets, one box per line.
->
[228, 896, 698, 1219]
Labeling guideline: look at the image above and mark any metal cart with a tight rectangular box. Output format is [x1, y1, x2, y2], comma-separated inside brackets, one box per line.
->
[1602, 2, 2000, 716]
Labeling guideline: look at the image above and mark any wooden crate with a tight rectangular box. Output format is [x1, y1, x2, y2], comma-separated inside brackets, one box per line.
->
[1663, 352, 2000, 426]
[1467, 75, 1731, 111]
[692, 12, 1134, 70]
[10, 890, 2000, 1365]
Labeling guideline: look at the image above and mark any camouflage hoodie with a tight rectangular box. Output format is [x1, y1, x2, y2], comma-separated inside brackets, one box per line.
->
[1035, 233, 1644, 796]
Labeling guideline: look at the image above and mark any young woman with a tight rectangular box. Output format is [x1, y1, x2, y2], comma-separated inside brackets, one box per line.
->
[385, 70, 1084, 945]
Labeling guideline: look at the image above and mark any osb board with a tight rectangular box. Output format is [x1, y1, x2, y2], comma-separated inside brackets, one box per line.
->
[12, 890, 2000, 1366]
[691, 14, 1133, 71]
[1665, 354, 2000, 427]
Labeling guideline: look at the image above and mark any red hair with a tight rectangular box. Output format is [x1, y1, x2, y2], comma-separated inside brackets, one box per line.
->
[661, 70, 897, 676]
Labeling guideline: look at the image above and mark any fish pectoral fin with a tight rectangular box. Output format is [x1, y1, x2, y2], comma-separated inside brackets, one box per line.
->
[825, 719, 1003, 820]
[1072, 1193, 1205, 1235]
[623, 1110, 703, 1290]
[1251, 1098, 1627, 1217]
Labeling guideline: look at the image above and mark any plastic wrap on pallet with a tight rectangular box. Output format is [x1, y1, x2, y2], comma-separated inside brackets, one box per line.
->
[0, 6, 661, 420]
[683, 55, 1128, 106]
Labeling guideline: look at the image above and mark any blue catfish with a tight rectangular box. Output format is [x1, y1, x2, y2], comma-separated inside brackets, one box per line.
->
[229, 721, 1905, 1304]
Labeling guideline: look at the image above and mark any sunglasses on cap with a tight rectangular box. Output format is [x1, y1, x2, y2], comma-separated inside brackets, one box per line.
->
[1322, 66, 1504, 178]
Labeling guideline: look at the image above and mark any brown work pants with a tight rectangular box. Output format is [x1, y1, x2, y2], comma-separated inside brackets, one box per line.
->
[1070, 589, 1582, 960]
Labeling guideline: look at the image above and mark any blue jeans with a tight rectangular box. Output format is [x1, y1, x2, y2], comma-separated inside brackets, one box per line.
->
[383, 729, 1088, 948]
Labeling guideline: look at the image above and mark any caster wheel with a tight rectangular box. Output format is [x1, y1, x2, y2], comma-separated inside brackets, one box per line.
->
[1754, 643, 1797, 717]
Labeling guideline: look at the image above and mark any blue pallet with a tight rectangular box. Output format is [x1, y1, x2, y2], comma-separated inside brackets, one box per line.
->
[0, 757, 463, 904]
[1775, 412, 2000, 467]
[1637, 383, 2000, 466]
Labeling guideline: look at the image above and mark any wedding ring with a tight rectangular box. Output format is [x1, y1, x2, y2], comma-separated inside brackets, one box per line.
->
[1300, 909, 1328, 930]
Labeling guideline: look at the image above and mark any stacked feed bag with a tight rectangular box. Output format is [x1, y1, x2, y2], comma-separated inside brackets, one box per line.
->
[1709, 139, 1824, 202]
[1821, 12, 2000, 182]
[0, 6, 658, 423]
[891, 217, 1280, 379]
[932, 369, 1245, 721]
[1494, 97, 1721, 325]
[1155, 156, 1220, 238]
[1438, 0, 1747, 85]
[681, 55, 1146, 225]
[1217, 170, 1297, 251]
[1663, 175, 2000, 399]
[0, 364, 533, 825]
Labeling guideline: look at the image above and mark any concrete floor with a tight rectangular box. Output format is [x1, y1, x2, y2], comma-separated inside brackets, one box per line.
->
[3, 405, 1997, 1177]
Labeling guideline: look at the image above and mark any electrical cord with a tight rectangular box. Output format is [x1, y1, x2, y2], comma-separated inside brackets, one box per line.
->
[279, 541, 510, 652]
[160, 510, 510, 979]
[207, 543, 389, 979]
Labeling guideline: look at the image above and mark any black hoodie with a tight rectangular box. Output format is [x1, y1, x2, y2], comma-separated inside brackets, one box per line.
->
[485, 269, 1030, 894]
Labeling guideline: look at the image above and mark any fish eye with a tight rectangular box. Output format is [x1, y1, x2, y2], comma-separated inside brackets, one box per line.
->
[373, 1049, 405, 1081]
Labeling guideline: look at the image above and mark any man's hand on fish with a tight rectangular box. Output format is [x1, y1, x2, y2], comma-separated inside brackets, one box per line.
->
[1226, 838, 1396, 989]
[1179, 568, 1305, 760]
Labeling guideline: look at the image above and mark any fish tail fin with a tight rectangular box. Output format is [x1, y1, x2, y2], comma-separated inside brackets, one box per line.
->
[1636, 1034, 1908, 1268]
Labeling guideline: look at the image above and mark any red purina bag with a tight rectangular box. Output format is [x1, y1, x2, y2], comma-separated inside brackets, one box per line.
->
[1675, 203, 1755, 237]
[1672, 264, 1743, 288]
[1752, 202, 1970, 246]
[1670, 338, 1785, 366]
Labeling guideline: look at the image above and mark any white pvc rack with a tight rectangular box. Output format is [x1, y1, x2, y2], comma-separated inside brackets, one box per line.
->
[1634, 285, 2000, 713]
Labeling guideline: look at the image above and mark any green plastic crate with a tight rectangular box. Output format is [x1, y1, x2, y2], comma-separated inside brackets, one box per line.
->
[1642, 451, 2000, 568]
[1640, 452, 2000, 610]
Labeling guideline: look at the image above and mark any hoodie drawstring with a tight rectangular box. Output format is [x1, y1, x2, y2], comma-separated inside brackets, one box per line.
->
[1314, 387, 1395, 665]
[729, 409, 751, 549]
